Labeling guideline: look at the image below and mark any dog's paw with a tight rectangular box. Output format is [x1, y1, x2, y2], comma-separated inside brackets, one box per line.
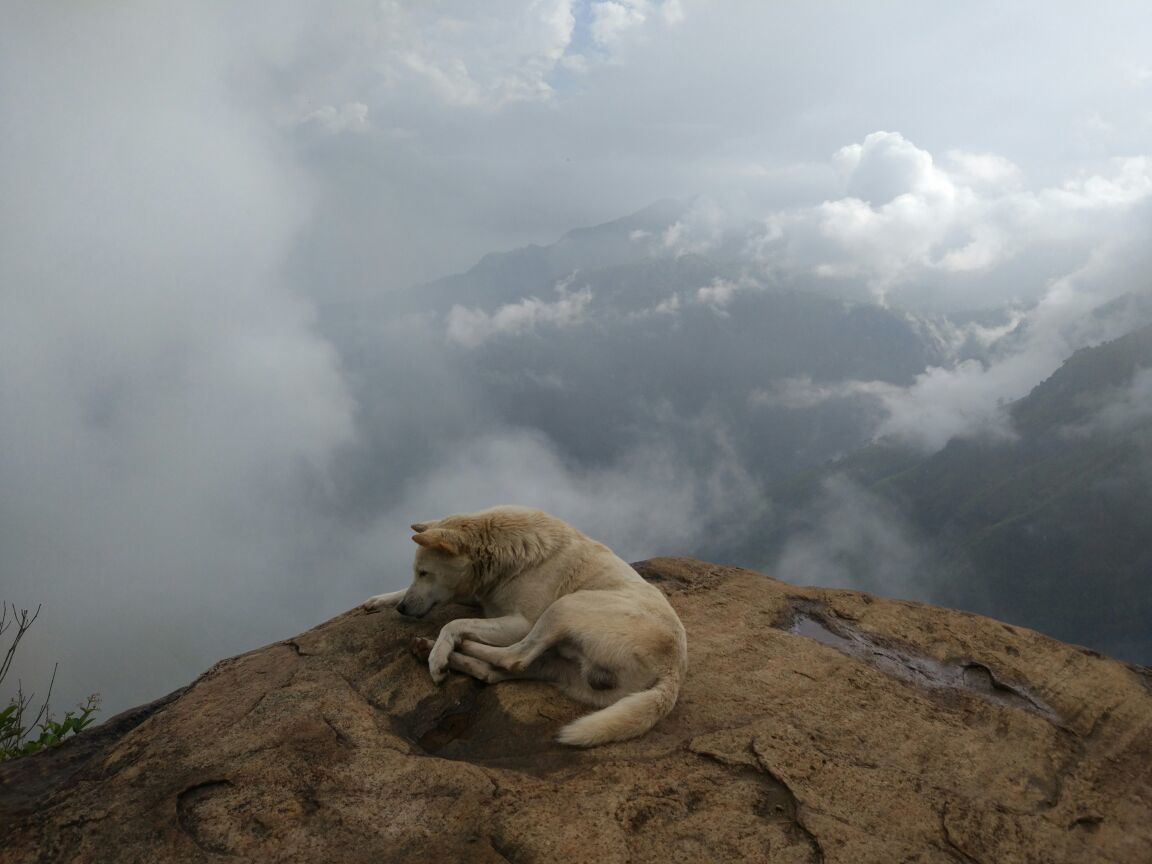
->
[503, 655, 529, 674]
[428, 637, 453, 683]
[361, 592, 401, 612]
[409, 637, 434, 661]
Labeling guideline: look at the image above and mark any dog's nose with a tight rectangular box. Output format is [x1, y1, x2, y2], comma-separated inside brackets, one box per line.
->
[396, 600, 410, 616]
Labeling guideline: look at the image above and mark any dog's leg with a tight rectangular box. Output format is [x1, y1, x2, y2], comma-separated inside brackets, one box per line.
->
[458, 608, 569, 675]
[361, 589, 406, 611]
[427, 615, 531, 683]
[460, 638, 625, 707]
[475, 593, 634, 676]
[453, 638, 506, 666]
[415, 636, 538, 685]
[457, 640, 579, 686]
[447, 652, 514, 684]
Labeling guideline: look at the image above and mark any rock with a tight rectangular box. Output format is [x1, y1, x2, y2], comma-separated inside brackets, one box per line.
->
[2, 558, 1150, 863]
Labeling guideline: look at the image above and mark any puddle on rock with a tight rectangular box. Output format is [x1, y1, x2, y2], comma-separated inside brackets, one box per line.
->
[788, 601, 1061, 724]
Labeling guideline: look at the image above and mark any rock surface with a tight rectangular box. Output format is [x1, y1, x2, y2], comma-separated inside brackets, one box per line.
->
[2, 558, 1151, 863]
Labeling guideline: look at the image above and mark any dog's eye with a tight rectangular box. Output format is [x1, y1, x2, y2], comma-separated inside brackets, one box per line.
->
[417, 570, 429, 578]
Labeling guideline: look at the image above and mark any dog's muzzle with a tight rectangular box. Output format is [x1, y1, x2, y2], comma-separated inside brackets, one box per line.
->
[396, 600, 425, 618]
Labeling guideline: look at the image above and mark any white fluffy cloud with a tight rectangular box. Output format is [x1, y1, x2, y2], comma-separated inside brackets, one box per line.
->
[590, 1, 647, 46]
[378, 410, 766, 563]
[834, 131, 953, 205]
[661, 196, 728, 256]
[1072, 367, 1152, 435]
[816, 132, 975, 290]
[945, 150, 1023, 189]
[381, 429, 699, 561]
[374, 0, 576, 109]
[753, 222, 1152, 453]
[774, 475, 933, 599]
[694, 278, 739, 311]
[661, 131, 1152, 313]
[589, 0, 684, 47]
[890, 217, 1152, 449]
[871, 362, 1020, 450]
[333, 0, 684, 112]
[298, 101, 369, 134]
[446, 283, 593, 346]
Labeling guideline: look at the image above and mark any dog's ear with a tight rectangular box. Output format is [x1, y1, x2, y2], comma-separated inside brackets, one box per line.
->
[410, 520, 439, 533]
[411, 528, 462, 556]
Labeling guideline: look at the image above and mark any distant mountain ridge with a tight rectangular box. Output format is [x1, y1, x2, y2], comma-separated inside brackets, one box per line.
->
[401, 198, 692, 314]
[769, 324, 1152, 663]
[329, 201, 953, 489]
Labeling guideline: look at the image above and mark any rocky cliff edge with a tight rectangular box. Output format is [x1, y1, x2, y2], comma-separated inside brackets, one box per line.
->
[2, 558, 1150, 863]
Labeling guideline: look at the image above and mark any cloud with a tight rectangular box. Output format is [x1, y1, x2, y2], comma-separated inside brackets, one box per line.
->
[374, 0, 577, 109]
[693, 278, 737, 312]
[445, 283, 593, 347]
[749, 377, 892, 411]
[381, 429, 698, 561]
[661, 132, 1152, 312]
[813, 134, 1025, 296]
[589, 1, 648, 46]
[749, 364, 1021, 453]
[217, 2, 1152, 298]
[871, 362, 1019, 450]
[833, 130, 951, 206]
[660, 196, 729, 256]
[1046, 156, 1152, 209]
[687, 274, 768, 315]
[773, 475, 935, 600]
[344, 408, 770, 603]
[882, 203, 1152, 450]
[746, 196, 1152, 454]
[1065, 366, 1152, 437]
[1097, 367, 1152, 430]
[624, 291, 681, 320]
[297, 102, 369, 134]
[945, 150, 1022, 190]
[588, 0, 684, 47]
[0, 4, 356, 713]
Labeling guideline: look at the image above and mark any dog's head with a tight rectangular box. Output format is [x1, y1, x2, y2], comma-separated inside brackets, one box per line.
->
[395, 520, 473, 618]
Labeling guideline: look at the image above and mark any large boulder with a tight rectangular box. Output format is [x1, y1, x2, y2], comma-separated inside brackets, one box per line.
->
[2, 558, 1150, 863]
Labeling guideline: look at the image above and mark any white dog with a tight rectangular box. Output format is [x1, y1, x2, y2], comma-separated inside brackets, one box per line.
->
[363, 506, 688, 747]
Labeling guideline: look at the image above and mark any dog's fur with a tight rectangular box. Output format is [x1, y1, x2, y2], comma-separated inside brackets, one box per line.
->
[363, 506, 688, 747]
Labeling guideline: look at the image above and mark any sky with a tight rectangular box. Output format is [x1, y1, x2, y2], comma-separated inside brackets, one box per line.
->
[3, 0, 1152, 716]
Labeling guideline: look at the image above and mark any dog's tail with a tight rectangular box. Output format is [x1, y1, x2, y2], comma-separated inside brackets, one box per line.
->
[556, 662, 685, 748]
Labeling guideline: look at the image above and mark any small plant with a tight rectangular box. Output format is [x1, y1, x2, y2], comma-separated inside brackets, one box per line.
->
[0, 697, 100, 761]
[0, 602, 100, 762]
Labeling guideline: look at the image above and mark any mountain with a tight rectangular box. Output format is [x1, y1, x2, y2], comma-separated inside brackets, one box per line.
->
[320, 203, 949, 496]
[4, 559, 1149, 863]
[393, 197, 693, 315]
[448, 252, 941, 469]
[769, 324, 1152, 663]
[313, 200, 1149, 662]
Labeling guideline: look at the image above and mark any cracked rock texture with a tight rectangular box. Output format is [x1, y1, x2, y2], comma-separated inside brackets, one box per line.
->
[2, 558, 1151, 863]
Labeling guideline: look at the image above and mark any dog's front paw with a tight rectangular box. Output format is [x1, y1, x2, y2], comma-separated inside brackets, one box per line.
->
[362, 592, 402, 612]
[428, 636, 454, 684]
[410, 636, 434, 661]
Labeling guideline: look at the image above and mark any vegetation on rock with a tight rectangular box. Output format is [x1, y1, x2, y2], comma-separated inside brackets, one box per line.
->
[1, 603, 99, 762]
